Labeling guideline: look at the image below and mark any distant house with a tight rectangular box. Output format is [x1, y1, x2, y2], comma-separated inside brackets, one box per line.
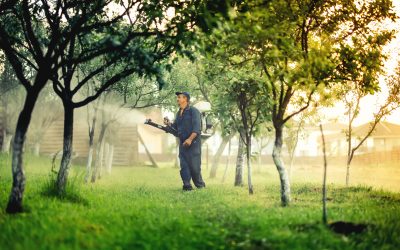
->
[294, 123, 348, 157]
[300, 121, 400, 157]
[353, 121, 400, 153]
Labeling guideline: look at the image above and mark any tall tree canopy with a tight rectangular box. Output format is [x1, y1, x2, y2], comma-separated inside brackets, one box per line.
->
[203, 0, 396, 206]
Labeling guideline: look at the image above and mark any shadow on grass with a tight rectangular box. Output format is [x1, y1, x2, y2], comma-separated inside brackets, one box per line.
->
[40, 172, 89, 206]
[40, 184, 89, 206]
[329, 221, 369, 235]
[293, 221, 371, 237]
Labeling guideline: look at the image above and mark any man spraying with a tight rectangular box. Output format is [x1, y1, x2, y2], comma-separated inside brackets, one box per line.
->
[164, 92, 206, 191]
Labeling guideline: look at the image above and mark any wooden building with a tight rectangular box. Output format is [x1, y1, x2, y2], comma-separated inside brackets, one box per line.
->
[40, 110, 139, 166]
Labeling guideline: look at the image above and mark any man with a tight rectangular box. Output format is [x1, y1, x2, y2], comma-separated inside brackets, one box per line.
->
[164, 91, 206, 191]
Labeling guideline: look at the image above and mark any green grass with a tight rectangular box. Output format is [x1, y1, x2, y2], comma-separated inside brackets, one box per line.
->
[0, 153, 399, 250]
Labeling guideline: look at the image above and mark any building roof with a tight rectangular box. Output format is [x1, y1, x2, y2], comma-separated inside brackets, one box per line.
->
[353, 121, 400, 138]
[304, 122, 347, 132]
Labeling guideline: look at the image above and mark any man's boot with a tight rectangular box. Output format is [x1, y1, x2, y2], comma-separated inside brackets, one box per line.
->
[183, 185, 193, 191]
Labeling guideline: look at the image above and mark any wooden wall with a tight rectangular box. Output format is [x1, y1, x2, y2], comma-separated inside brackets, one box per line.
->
[112, 125, 139, 166]
[40, 116, 140, 166]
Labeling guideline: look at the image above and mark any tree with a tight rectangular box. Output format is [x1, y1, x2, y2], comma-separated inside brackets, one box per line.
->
[209, 134, 233, 178]
[84, 84, 100, 183]
[201, 54, 270, 193]
[199, 58, 248, 186]
[230, 79, 269, 194]
[0, 57, 23, 153]
[0, 3, 50, 211]
[342, 65, 400, 186]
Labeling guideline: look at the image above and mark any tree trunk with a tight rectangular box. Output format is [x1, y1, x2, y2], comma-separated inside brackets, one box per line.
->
[6, 91, 39, 213]
[222, 138, 232, 183]
[320, 124, 328, 225]
[346, 114, 353, 186]
[2, 132, 12, 153]
[56, 103, 74, 195]
[272, 126, 291, 206]
[209, 135, 231, 178]
[85, 146, 94, 183]
[234, 136, 245, 186]
[288, 153, 295, 180]
[33, 142, 40, 156]
[85, 115, 97, 183]
[346, 141, 354, 187]
[246, 138, 254, 194]
[346, 160, 351, 186]
[106, 144, 114, 174]
[91, 123, 106, 183]
[97, 139, 105, 179]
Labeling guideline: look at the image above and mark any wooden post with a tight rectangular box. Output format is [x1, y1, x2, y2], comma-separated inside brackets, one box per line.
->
[107, 145, 114, 174]
[138, 132, 159, 168]
[320, 124, 328, 225]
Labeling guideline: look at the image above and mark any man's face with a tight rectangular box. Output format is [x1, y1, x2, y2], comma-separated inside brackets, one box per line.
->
[176, 94, 188, 108]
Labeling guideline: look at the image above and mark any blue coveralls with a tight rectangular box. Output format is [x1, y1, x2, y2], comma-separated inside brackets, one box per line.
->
[171, 105, 206, 188]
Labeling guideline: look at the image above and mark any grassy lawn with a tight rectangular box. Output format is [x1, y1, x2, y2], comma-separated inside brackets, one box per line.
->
[0, 153, 399, 249]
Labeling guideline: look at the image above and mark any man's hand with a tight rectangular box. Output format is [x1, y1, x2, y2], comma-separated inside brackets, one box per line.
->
[183, 132, 198, 147]
[163, 117, 171, 126]
[183, 138, 193, 147]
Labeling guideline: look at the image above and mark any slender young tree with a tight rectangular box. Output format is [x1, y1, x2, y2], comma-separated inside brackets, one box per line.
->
[203, 56, 270, 193]
[84, 84, 100, 183]
[0, 58, 23, 153]
[231, 80, 269, 194]
[342, 66, 400, 186]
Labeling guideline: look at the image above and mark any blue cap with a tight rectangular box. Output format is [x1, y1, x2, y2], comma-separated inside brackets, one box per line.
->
[175, 91, 190, 101]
